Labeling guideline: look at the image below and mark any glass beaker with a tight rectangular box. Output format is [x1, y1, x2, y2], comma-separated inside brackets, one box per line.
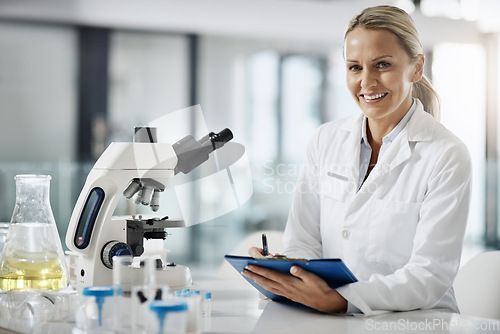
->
[0, 222, 9, 258]
[0, 175, 69, 291]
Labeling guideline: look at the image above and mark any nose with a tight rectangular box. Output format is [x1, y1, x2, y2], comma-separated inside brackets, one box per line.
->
[360, 69, 377, 89]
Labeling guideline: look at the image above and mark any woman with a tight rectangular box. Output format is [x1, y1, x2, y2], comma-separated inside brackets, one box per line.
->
[243, 5, 471, 315]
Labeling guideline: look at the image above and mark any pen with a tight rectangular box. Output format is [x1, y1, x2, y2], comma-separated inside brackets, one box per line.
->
[262, 233, 269, 256]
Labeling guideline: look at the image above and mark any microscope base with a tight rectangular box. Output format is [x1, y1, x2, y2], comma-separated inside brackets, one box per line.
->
[156, 264, 192, 290]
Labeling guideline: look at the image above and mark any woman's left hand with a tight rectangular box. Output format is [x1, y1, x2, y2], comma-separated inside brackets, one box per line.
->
[242, 264, 348, 313]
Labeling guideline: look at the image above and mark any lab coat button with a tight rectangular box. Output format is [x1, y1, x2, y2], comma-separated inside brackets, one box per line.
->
[342, 229, 350, 240]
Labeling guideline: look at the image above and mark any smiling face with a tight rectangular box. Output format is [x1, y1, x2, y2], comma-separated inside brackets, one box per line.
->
[344, 27, 423, 129]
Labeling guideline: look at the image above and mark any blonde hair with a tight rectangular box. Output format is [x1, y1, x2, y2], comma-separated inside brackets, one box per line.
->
[345, 5, 440, 120]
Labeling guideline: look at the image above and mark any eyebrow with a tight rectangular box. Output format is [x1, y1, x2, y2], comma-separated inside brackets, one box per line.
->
[345, 55, 393, 63]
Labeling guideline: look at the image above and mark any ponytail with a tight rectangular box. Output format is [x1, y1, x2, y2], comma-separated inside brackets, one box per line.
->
[413, 75, 441, 121]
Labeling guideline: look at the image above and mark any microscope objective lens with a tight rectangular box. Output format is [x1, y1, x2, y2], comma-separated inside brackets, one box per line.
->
[123, 180, 142, 199]
[141, 185, 154, 206]
[150, 190, 160, 212]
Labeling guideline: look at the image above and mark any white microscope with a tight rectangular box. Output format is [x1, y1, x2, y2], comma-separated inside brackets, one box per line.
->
[65, 126, 233, 292]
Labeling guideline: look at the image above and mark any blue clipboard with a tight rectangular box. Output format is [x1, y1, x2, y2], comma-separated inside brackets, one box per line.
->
[224, 255, 358, 300]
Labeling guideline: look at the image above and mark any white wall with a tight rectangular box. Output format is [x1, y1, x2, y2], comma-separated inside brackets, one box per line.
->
[108, 31, 189, 141]
[0, 21, 77, 162]
[0, 0, 485, 46]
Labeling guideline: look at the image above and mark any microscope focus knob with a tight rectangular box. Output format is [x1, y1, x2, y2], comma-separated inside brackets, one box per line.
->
[101, 241, 133, 269]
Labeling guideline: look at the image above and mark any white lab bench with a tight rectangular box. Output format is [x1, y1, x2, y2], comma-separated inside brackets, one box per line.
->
[192, 277, 500, 334]
[2, 276, 500, 333]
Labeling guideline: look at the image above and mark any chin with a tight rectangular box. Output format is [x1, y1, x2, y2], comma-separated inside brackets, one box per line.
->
[359, 105, 387, 118]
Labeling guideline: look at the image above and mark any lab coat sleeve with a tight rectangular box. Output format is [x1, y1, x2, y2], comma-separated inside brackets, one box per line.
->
[346, 301, 362, 314]
[281, 129, 323, 259]
[337, 140, 472, 316]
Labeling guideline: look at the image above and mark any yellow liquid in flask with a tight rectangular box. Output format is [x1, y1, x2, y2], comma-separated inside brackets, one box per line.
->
[0, 223, 68, 291]
[0, 250, 68, 291]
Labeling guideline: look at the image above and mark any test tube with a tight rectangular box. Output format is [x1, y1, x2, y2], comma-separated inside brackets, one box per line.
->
[131, 256, 164, 333]
[143, 257, 157, 296]
[131, 285, 148, 332]
[203, 292, 212, 318]
[112, 255, 133, 331]
[65, 250, 79, 290]
[112, 255, 133, 295]
[203, 292, 212, 333]
[130, 284, 173, 333]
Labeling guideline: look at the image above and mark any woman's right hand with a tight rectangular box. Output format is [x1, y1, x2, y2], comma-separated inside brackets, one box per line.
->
[248, 247, 265, 257]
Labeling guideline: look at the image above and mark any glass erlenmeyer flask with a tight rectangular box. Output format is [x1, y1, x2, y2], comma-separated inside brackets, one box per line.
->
[0, 175, 69, 291]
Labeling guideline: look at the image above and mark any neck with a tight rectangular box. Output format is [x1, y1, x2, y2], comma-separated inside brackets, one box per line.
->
[366, 96, 413, 146]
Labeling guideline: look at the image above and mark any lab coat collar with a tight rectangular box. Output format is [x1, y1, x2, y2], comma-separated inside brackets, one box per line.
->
[405, 99, 436, 142]
[348, 99, 435, 144]
[345, 99, 437, 191]
[340, 98, 434, 141]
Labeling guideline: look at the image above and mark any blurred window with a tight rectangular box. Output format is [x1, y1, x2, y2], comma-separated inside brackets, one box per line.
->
[433, 42, 487, 255]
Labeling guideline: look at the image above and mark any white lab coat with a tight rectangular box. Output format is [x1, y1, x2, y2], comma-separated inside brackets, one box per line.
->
[282, 99, 472, 315]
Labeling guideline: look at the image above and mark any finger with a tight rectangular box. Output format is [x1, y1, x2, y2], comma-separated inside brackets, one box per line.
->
[242, 269, 288, 297]
[247, 264, 282, 278]
[241, 268, 261, 281]
[248, 247, 264, 257]
[242, 269, 280, 288]
[246, 265, 298, 286]
[244, 265, 291, 284]
[290, 265, 325, 286]
[290, 265, 321, 283]
[289, 265, 307, 280]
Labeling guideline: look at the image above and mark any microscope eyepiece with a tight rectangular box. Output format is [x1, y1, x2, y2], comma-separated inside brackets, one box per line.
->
[208, 128, 233, 151]
[212, 128, 233, 145]
[173, 128, 233, 175]
[199, 128, 233, 151]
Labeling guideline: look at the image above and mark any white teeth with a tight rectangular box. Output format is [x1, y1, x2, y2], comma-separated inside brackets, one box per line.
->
[364, 93, 387, 100]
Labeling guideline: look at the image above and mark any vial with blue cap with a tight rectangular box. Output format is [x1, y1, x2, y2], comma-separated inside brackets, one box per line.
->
[148, 299, 188, 334]
[203, 292, 212, 318]
[79, 285, 117, 332]
[175, 288, 203, 334]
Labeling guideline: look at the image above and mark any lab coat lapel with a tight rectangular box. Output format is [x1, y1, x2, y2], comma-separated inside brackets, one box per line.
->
[357, 100, 435, 192]
[337, 114, 363, 201]
[369, 130, 411, 181]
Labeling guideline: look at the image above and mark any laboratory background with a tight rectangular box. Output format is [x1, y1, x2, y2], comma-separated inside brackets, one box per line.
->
[0, 0, 499, 276]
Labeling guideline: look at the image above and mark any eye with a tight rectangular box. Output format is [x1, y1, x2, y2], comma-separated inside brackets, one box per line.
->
[348, 64, 362, 71]
[376, 61, 391, 69]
